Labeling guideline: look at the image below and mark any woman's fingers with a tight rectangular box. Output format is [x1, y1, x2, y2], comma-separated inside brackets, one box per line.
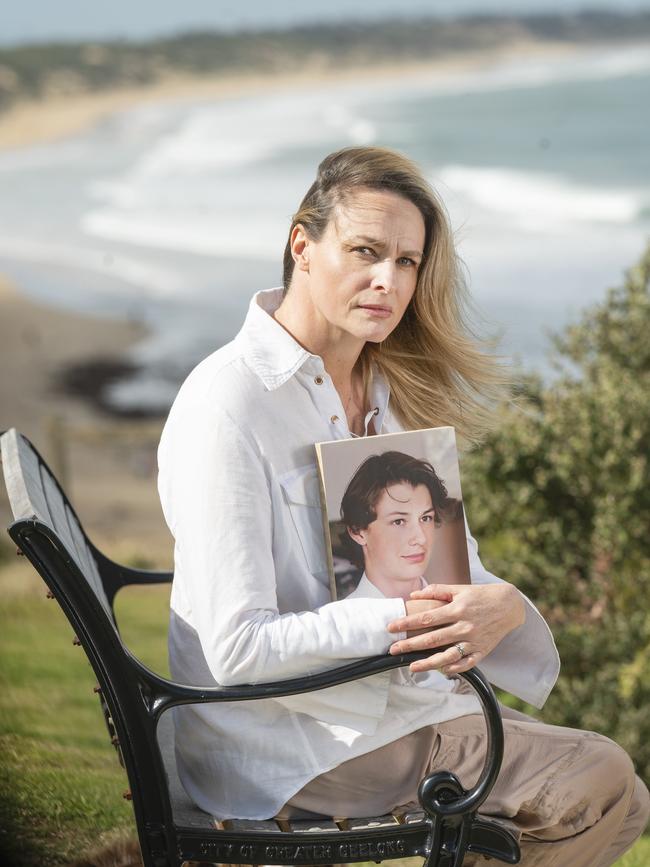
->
[387, 598, 457, 634]
[386, 583, 526, 674]
[435, 648, 483, 676]
[409, 583, 456, 602]
[402, 643, 482, 674]
[389, 623, 464, 655]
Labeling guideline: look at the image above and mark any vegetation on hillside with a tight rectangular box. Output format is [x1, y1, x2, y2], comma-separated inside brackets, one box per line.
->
[463, 241, 650, 782]
[0, 10, 649, 110]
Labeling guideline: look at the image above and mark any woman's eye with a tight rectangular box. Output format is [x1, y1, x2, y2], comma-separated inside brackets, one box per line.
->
[421, 514, 434, 522]
[355, 246, 376, 257]
[391, 518, 405, 526]
[398, 256, 417, 267]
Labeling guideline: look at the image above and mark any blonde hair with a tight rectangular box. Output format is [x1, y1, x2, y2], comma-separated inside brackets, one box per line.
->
[282, 146, 509, 445]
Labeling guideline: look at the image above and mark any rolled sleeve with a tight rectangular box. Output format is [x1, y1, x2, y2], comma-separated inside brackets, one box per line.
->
[465, 524, 560, 708]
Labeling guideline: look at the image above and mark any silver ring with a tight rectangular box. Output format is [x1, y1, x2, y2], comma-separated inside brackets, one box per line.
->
[455, 643, 468, 660]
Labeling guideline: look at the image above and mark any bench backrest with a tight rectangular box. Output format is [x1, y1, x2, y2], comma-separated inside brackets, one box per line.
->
[1, 428, 113, 618]
[1, 428, 190, 864]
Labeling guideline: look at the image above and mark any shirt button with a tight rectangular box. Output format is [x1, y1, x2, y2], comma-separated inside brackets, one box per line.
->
[330, 415, 339, 423]
[314, 375, 324, 385]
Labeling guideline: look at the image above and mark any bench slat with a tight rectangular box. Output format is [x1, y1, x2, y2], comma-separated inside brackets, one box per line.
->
[346, 814, 399, 830]
[289, 818, 340, 833]
[224, 818, 283, 832]
[2, 431, 42, 519]
[39, 457, 112, 615]
[19, 463, 49, 515]
[2, 430, 113, 617]
[403, 810, 426, 824]
[64, 500, 111, 613]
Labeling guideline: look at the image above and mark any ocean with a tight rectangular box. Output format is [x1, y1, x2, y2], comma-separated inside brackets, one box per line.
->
[0, 41, 648, 413]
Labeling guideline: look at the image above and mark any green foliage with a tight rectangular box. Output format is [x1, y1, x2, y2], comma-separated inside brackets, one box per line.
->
[1, 11, 649, 111]
[463, 243, 650, 781]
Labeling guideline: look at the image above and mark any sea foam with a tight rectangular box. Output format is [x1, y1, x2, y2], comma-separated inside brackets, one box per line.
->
[436, 165, 644, 230]
[81, 88, 380, 257]
[0, 237, 183, 297]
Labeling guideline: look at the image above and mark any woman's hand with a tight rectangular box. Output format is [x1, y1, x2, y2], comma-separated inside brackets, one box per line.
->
[387, 582, 526, 675]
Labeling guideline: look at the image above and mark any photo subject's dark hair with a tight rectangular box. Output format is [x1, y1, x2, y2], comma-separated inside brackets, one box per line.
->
[340, 450, 458, 532]
[338, 450, 463, 570]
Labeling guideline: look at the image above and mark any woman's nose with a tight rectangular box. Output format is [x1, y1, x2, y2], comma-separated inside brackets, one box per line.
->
[371, 259, 398, 294]
[409, 524, 426, 546]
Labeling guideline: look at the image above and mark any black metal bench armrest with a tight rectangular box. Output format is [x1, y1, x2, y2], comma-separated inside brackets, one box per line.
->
[133, 648, 503, 815]
[130, 646, 488, 716]
[132, 648, 505, 857]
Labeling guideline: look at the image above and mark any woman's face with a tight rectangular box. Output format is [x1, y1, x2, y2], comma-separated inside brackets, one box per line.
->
[293, 187, 425, 346]
[348, 482, 435, 585]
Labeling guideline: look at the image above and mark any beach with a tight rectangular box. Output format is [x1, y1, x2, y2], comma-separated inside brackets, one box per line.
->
[0, 38, 585, 151]
[1, 31, 648, 578]
[1, 46, 531, 587]
[0, 273, 172, 589]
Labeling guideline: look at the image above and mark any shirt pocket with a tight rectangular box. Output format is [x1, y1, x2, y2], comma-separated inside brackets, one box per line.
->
[278, 464, 328, 576]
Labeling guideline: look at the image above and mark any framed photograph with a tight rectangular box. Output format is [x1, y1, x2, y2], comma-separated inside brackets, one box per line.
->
[315, 426, 470, 600]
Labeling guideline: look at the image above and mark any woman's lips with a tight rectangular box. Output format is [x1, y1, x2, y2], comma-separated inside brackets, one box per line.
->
[358, 304, 392, 319]
[402, 552, 425, 563]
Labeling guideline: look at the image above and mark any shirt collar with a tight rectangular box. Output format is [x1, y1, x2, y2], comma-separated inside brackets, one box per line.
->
[356, 573, 427, 599]
[240, 288, 320, 390]
[356, 573, 387, 599]
[240, 288, 391, 430]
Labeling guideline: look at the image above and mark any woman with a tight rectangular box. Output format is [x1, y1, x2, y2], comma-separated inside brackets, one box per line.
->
[157, 146, 648, 864]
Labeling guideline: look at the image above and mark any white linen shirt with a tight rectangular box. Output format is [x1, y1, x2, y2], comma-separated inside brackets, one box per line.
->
[157, 287, 560, 821]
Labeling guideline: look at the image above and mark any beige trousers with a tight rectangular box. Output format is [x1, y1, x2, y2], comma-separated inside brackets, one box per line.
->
[278, 706, 650, 867]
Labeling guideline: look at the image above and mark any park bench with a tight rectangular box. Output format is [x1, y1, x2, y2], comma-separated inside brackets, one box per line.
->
[1, 427, 520, 867]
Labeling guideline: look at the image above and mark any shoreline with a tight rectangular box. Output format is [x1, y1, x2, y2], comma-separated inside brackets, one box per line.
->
[0, 273, 172, 563]
[0, 274, 149, 428]
[0, 37, 607, 152]
[0, 33, 646, 561]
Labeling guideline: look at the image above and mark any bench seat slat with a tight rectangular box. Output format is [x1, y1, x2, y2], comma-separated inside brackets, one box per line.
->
[289, 819, 340, 833]
[403, 810, 426, 823]
[346, 814, 399, 830]
[224, 818, 283, 832]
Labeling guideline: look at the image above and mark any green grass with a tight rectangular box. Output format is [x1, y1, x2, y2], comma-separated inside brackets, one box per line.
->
[0, 576, 647, 865]
[617, 836, 650, 866]
[0, 581, 170, 866]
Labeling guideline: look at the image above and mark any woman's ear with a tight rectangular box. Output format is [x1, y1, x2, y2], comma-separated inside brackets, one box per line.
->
[347, 525, 367, 546]
[290, 224, 310, 273]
